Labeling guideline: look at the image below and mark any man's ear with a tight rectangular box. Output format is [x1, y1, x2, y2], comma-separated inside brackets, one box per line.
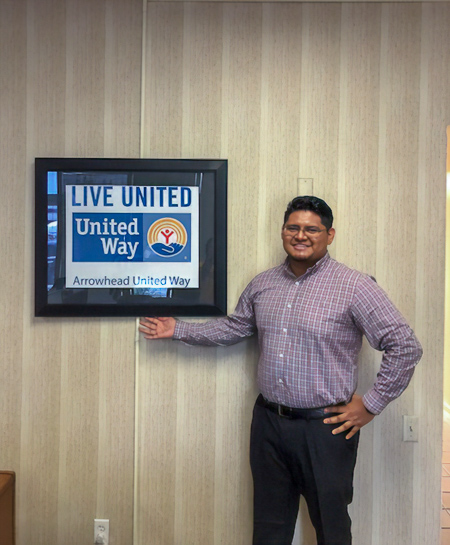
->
[327, 228, 336, 245]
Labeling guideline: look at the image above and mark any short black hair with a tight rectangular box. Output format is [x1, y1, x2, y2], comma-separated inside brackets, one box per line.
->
[283, 196, 333, 231]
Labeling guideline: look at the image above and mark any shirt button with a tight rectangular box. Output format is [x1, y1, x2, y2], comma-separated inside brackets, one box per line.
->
[287, 304, 292, 308]
[278, 378, 283, 383]
[283, 328, 287, 333]
[279, 354, 284, 358]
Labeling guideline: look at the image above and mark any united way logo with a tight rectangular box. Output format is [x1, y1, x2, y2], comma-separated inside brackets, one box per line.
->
[147, 217, 188, 258]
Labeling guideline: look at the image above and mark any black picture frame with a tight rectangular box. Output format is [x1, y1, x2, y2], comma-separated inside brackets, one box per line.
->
[35, 158, 227, 317]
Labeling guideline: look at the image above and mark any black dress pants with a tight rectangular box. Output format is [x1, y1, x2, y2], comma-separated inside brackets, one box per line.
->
[250, 395, 359, 545]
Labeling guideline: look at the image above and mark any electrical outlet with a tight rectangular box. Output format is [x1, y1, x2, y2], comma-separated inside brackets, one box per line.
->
[94, 519, 109, 545]
[402, 415, 419, 442]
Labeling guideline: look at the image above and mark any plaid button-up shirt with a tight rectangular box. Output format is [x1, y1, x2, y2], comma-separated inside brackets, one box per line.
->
[174, 253, 422, 414]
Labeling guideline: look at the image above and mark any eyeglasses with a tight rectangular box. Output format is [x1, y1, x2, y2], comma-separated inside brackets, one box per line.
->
[282, 225, 327, 237]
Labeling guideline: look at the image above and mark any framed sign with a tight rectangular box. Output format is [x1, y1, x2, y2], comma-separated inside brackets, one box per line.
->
[35, 158, 227, 317]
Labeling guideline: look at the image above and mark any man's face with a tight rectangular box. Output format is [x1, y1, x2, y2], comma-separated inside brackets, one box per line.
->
[281, 210, 335, 269]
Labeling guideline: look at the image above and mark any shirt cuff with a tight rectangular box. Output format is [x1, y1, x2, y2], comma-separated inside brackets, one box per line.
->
[173, 320, 185, 340]
[362, 390, 386, 415]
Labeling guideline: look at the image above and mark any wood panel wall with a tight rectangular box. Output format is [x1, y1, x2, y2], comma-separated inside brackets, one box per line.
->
[137, 3, 450, 545]
[0, 1, 142, 544]
[0, 1, 448, 545]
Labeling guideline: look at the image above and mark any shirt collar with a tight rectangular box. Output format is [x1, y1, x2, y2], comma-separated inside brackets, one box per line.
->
[283, 252, 331, 280]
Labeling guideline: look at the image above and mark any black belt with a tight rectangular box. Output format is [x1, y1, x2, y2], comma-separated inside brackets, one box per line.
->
[257, 394, 340, 420]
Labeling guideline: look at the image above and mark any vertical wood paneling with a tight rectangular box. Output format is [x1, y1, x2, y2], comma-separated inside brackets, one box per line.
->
[65, 0, 107, 156]
[96, 319, 135, 541]
[173, 347, 217, 545]
[57, 323, 101, 544]
[104, 0, 143, 157]
[217, 12, 264, 539]
[138, 6, 261, 545]
[181, 4, 224, 158]
[413, 5, 450, 545]
[223, 3, 264, 299]
[19, 317, 63, 545]
[0, 0, 27, 487]
[373, 6, 422, 544]
[19, 1, 67, 542]
[177, 7, 224, 545]
[96, 5, 141, 544]
[298, 4, 341, 220]
[138, 7, 188, 545]
[0, 1, 141, 545]
[336, 7, 382, 542]
[213, 341, 257, 545]
[258, 4, 303, 273]
[215, 8, 264, 541]
[137, 3, 447, 545]
[135, 342, 179, 545]
[294, 27, 343, 529]
[0, 1, 448, 545]
[376, 4, 421, 305]
[336, 4, 382, 273]
[143, 3, 184, 156]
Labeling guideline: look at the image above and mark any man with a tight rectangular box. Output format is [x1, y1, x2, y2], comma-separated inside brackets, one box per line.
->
[139, 196, 422, 545]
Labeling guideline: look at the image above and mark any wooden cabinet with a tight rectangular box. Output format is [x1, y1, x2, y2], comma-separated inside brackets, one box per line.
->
[0, 472, 15, 545]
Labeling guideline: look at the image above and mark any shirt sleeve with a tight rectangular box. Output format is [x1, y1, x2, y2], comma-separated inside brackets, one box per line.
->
[350, 276, 423, 414]
[173, 282, 257, 346]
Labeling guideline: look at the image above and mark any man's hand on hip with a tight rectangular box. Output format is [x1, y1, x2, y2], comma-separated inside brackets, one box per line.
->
[323, 394, 375, 440]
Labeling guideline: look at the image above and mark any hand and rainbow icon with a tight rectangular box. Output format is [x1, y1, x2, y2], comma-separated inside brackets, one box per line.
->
[147, 217, 188, 258]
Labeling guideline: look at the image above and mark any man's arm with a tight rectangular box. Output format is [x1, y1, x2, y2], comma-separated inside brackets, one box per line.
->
[353, 277, 423, 414]
[139, 280, 258, 346]
[324, 275, 422, 439]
